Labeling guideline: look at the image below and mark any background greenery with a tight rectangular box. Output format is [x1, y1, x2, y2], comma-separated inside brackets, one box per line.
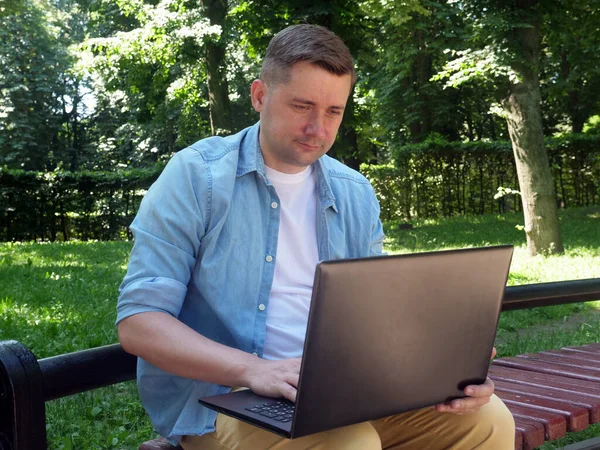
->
[3, 0, 599, 257]
[2, 0, 600, 447]
[1, 206, 599, 449]
[2, 133, 598, 241]
[2, 0, 599, 172]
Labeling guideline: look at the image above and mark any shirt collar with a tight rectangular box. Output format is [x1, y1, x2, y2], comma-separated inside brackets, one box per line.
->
[236, 121, 337, 212]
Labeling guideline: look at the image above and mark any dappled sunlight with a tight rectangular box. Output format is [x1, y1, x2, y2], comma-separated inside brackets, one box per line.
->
[384, 206, 600, 285]
[586, 300, 600, 310]
[0, 240, 133, 270]
[509, 246, 600, 284]
[0, 298, 82, 328]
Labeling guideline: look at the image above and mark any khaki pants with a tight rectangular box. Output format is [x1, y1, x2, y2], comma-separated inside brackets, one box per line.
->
[181, 394, 515, 450]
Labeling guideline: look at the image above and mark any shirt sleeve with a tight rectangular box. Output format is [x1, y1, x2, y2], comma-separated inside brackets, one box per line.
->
[116, 148, 210, 324]
[369, 186, 386, 256]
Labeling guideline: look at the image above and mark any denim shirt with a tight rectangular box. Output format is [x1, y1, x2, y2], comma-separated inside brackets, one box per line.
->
[116, 122, 384, 442]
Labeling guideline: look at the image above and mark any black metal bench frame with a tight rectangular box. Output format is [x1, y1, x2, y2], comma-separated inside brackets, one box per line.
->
[2, 278, 600, 450]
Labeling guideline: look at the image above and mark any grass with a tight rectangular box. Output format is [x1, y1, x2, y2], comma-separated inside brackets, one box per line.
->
[0, 206, 599, 449]
[0, 241, 151, 450]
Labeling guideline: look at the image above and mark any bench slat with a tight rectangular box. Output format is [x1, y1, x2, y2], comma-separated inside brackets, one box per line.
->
[493, 357, 600, 382]
[580, 343, 600, 351]
[514, 429, 524, 450]
[506, 404, 567, 440]
[494, 379, 600, 422]
[516, 353, 600, 372]
[489, 365, 600, 397]
[560, 346, 600, 356]
[498, 390, 589, 431]
[514, 418, 545, 450]
[541, 349, 600, 363]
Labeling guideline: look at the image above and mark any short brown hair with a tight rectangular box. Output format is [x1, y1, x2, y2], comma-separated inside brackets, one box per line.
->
[260, 24, 356, 86]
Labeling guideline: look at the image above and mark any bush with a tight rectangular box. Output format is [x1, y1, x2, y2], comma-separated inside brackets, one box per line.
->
[0, 166, 164, 241]
[362, 133, 600, 221]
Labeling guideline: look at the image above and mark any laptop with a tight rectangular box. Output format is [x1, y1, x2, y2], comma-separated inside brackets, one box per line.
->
[199, 245, 514, 439]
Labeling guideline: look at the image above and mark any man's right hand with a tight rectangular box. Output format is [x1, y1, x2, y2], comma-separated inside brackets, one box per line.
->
[244, 357, 302, 402]
[119, 313, 302, 402]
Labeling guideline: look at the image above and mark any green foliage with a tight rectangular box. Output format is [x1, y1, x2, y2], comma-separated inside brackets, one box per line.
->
[362, 133, 600, 220]
[0, 0, 74, 170]
[584, 116, 600, 135]
[81, 0, 216, 158]
[542, 0, 600, 133]
[0, 166, 164, 241]
[2, 0, 600, 182]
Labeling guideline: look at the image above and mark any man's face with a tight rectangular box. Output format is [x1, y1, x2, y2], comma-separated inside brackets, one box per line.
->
[251, 61, 352, 174]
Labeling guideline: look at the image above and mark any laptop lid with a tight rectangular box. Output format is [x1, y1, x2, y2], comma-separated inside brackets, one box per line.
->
[290, 245, 513, 437]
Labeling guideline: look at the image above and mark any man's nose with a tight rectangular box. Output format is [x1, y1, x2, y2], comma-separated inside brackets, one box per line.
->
[305, 112, 327, 138]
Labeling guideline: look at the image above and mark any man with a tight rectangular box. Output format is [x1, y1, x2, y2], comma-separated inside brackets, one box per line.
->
[117, 24, 515, 449]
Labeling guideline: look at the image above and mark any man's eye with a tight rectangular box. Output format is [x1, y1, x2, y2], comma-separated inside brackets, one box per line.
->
[294, 104, 309, 111]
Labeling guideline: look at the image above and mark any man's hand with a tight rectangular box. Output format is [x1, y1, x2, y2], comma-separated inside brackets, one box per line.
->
[243, 357, 302, 403]
[435, 347, 497, 415]
[434, 377, 495, 415]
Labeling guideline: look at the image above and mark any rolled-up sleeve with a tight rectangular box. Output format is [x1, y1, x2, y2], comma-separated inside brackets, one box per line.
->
[369, 187, 385, 256]
[116, 148, 210, 324]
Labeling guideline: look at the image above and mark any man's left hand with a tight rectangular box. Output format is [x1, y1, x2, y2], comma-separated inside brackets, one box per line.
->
[434, 347, 496, 415]
[434, 377, 495, 415]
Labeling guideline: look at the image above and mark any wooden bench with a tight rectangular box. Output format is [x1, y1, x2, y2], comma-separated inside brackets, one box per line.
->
[491, 344, 600, 450]
[2, 278, 600, 450]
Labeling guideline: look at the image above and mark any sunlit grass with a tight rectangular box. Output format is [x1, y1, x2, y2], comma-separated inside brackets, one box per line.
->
[0, 207, 599, 449]
[0, 240, 147, 450]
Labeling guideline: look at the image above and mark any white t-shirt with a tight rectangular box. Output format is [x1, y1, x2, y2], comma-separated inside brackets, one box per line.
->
[262, 164, 319, 360]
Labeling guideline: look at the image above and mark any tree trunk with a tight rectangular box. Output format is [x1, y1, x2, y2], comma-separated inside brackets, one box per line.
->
[408, 30, 433, 143]
[337, 95, 360, 170]
[503, 15, 563, 256]
[560, 51, 585, 133]
[201, 0, 232, 135]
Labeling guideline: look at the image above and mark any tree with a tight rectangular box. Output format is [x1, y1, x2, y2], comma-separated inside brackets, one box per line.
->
[542, 0, 600, 134]
[0, 0, 71, 170]
[435, 0, 564, 256]
[81, 0, 225, 164]
[201, 0, 233, 135]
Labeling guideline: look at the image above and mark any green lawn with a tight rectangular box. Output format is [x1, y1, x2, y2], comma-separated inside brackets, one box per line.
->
[1, 206, 599, 449]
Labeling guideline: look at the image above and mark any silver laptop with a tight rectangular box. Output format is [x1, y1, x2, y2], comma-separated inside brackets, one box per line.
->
[199, 245, 514, 439]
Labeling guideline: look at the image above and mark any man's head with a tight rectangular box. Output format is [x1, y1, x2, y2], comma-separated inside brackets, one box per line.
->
[260, 24, 357, 87]
[251, 25, 355, 174]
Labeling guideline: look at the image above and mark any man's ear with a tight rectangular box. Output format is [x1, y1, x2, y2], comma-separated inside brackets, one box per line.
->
[251, 79, 267, 112]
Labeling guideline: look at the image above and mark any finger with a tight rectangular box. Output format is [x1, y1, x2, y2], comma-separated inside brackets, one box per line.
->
[456, 396, 491, 411]
[436, 396, 490, 414]
[464, 378, 494, 398]
[281, 383, 297, 403]
[491, 347, 497, 360]
[285, 372, 300, 388]
[281, 358, 301, 372]
[290, 359, 302, 372]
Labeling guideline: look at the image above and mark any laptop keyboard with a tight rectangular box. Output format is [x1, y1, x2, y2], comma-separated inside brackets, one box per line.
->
[245, 400, 294, 423]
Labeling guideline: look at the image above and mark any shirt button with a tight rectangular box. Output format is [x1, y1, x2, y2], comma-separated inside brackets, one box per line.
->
[258, 304, 266, 311]
[265, 255, 273, 262]
[271, 202, 278, 209]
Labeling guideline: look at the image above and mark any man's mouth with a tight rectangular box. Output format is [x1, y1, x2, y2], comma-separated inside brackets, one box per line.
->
[296, 141, 320, 150]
